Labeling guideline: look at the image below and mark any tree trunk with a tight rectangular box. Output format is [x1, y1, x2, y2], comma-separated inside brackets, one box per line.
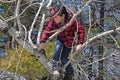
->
[98, 0, 105, 80]
[7, 27, 52, 72]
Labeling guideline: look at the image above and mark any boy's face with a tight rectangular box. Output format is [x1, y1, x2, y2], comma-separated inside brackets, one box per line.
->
[53, 14, 65, 24]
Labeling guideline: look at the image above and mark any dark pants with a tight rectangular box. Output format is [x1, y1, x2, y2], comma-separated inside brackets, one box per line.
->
[53, 39, 73, 75]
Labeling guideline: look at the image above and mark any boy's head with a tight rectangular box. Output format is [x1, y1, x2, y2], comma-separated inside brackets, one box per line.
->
[49, 4, 68, 24]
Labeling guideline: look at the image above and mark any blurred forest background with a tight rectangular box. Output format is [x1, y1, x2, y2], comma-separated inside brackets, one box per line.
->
[0, 0, 120, 80]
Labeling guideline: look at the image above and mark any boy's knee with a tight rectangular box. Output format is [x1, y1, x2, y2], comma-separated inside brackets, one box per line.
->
[55, 44, 61, 50]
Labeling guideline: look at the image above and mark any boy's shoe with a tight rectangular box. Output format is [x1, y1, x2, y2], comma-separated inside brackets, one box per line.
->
[52, 60, 61, 71]
[51, 60, 61, 78]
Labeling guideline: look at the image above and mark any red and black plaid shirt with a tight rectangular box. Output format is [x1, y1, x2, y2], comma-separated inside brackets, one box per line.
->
[40, 18, 85, 47]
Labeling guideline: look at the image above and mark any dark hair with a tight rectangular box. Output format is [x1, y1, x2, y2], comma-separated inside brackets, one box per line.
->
[50, 3, 69, 21]
[58, 6, 69, 21]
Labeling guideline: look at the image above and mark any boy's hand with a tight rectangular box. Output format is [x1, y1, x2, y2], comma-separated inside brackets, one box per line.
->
[39, 43, 45, 49]
[76, 44, 83, 51]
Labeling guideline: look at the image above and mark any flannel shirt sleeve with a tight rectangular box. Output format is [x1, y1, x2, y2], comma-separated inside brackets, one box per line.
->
[77, 23, 85, 45]
[40, 20, 54, 43]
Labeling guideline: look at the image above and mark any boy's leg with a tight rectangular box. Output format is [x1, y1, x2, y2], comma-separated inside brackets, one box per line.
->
[51, 39, 64, 79]
[53, 39, 63, 61]
[61, 46, 74, 80]
[52, 39, 63, 69]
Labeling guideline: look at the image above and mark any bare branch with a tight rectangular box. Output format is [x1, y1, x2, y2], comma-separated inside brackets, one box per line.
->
[15, 0, 22, 34]
[83, 27, 120, 47]
[0, 0, 16, 3]
[28, 2, 44, 48]
[47, 0, 52, 8]
[37, 13, 45, 44]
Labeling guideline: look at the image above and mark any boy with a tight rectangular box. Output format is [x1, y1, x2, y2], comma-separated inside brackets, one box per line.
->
[40, 3, 85, 80]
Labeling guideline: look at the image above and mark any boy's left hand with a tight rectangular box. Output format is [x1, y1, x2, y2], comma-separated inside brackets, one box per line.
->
[76, 44, 83, 51]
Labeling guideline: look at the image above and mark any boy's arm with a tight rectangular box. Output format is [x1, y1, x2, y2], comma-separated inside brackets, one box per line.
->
[77, 23, 85, 45]
[40, 19, 54, 43]
[76, 22, 85, 51]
